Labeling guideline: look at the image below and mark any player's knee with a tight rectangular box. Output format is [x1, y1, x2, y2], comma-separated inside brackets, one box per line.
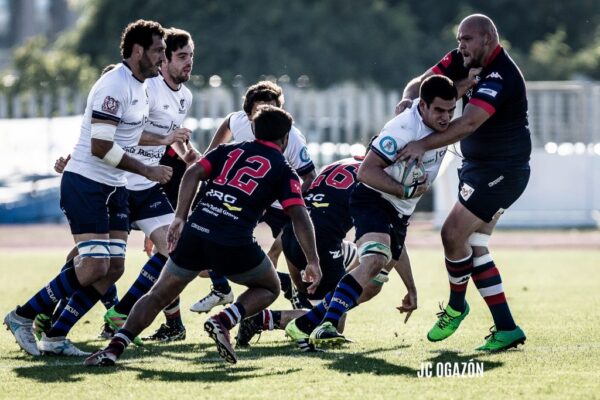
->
[105, 261, 125, 283]
[441, 224, 461, 249]
[358, 241, 391, 277]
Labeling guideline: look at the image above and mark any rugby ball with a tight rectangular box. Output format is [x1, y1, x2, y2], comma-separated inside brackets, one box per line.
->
[387, 160, 426, 186]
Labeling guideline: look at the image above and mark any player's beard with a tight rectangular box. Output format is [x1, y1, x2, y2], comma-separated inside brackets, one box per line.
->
[140, 52, 160, 79]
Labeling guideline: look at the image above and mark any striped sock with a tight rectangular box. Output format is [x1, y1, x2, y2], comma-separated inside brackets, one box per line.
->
[294, 291, 333, 334]
[471, 254, 516, 331]
[215, 303, 246, 330]
[256, 309, 282, 330]
[322, 274, 363, 329]
[46, 285, 102, 337]
[16, 260, 81, 320]
[114, 253, 167, 315]
[101, 284, 119, 310]
[164, 297, 183, 327]
[107, 330, 134, 357]
[446, 253, 474, 313]
[209, 270, 231, 294]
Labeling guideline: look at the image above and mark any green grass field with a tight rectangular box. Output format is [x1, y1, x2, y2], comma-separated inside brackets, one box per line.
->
[1, 248, 599, 399]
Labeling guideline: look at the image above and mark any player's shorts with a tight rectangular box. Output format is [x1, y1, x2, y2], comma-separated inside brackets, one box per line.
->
[159, 147, 187, 207]
[128, 185, 174, 235]
[350, 184, 410, 260]
[281, 223, 346, 299]
[260, 206, 289, 238]
[170, 223, 267, 277]
[457, 161, 530, 222]
[60, 171, 129, 234]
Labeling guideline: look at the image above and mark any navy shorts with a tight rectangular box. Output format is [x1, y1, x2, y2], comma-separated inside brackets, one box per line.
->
[281, 223, 346, 299]
[457, 161, 530, 222]
[128, 185, 174, 224]
[350, 185, 410, 260]
[260, 206, 289, 238]
[60, 171, 129, 234]
[170, 223, 267, 276]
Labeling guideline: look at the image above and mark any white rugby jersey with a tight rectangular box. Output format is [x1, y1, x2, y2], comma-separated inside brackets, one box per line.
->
[367, 101, 447, 216]
[228, 110, 315, 210]
[228, 110, 314, 175]
[65, 62, 149, 186]
[125, 76, 193, 191]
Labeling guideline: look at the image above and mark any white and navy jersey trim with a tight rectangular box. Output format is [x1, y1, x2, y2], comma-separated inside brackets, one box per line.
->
[91, 110, 121, 123]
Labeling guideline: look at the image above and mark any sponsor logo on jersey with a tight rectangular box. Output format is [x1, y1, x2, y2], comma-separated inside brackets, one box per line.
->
[300, 146, 310, 162]
[379, 136, 398, 156]
[290, 179, 302, 195]
[149, 201, 162, 209]
[101, 96, 120, 114]
[488, 175, 504, 187]
[460, 183, 475, 201]
[486, 72, 503, 80]
[132, 99, 138, 105]
[223, 202, 242, 212]
[440, 52, 452, 68]
[477, 87, 498, 98]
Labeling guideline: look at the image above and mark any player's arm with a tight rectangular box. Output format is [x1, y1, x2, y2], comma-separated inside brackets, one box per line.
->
[393, 246, 417, 323]
[206, 114, 233, 152]
[396, 68, 436, 114]
[90, 118, 172, 183]
[167, 161, 211, 252]
[299, 169, 317, 194]
[397, 103, 490, 163]
[138, 128, 191, 146]
[286, 205, 321, 294]
[358, 150, 426, 199]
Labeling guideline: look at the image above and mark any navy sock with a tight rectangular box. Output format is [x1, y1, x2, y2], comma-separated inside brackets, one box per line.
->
[209, 270, 231, 294]
[16, 260, 81, 320]
[114, 253, 167, 315]
[294, 291, 333, 334]
[47, 285, 102, 337]
[277, 271, 293, 300]
[322, 274, 363, 329]
[101, 284, 119, 310]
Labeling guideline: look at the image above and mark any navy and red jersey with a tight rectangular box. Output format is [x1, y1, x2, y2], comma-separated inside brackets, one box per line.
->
[433, 46, 532, 167]
[305, 157, 361, 240]
[188, 140, 305, 245]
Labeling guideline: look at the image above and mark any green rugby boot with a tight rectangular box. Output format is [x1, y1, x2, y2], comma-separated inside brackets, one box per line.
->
[103, 307, 143, 346]
[309, 321, 349, 347]
[476, 326, 526, 352]
[32, 313, 51, 341]
[284, 319, 318, 352]
[427, 302, 470, 342]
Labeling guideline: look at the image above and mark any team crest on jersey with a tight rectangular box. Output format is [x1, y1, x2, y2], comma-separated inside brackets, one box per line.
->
[300, 147, 310, 162]
[460, 182, 475, 201]
[379, 137, 398, 156]
[102, 96, 120, 114]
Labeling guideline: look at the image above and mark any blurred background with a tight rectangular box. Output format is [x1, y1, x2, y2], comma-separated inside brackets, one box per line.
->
[0, 0, 599, 229]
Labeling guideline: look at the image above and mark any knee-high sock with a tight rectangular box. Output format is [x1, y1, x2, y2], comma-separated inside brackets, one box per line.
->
[114, 253, 167, 315]
[471, 254, 516, 331]
[16, 259, 81, 320]
[446, 253, 474, 313]
[322, 274, 363, 329]
[46, 285, 102, 337]
[294, 291, 333, 334]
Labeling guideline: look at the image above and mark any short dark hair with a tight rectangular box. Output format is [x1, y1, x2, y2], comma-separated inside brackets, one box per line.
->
[165, 28, 194, 61]
[243, 81, 283, 115]
[253, 105, 293, 142]
[419, 75, 457, 106]
[120, 19, 165, 58]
